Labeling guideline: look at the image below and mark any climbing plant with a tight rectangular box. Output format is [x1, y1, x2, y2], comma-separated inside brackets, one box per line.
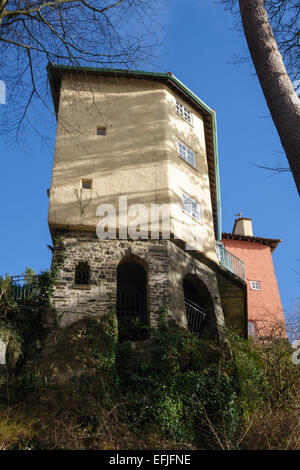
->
[38, 235, 67, 305]
[0, 276, 17, 318]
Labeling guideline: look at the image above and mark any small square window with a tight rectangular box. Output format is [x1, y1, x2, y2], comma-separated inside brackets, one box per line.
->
[97, 127, 106, 136]
[81, 179, 92, 189]
[250, 281, 261, 290]
[176, 100, 192, 124]
[182, 192, 201, 222]
[178, 140, 196, 168]
[75, 261, 90, 285]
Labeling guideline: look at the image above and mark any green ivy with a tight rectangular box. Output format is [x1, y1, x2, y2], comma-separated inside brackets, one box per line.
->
[226, 332, 268, 416]
[38, 235, 67, 305]
[0, 318, 23, 365]
[86, 313, 118, 372]
[0, 275, 17, 318]
[113, 309, 240, 445]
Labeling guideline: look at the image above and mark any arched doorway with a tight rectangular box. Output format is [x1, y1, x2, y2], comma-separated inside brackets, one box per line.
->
[116, 258, 148, 341]
[183, 274, 215, 338]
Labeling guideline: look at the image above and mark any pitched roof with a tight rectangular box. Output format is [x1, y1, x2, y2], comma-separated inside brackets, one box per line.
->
[222, 232, 282, 253]
[47, 64, 222, 241]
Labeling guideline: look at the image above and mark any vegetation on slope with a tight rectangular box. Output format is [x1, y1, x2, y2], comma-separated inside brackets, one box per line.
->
[0, 275, 299, 450]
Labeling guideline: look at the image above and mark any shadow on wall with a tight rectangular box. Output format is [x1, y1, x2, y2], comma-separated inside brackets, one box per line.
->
[49, 73, 217, 260]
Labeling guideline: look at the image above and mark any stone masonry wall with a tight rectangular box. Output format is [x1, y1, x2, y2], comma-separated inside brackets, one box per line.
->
[52, 231, 227, 342]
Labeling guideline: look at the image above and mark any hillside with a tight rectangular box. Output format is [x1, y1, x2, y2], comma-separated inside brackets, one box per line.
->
[0, 277, 299, 450]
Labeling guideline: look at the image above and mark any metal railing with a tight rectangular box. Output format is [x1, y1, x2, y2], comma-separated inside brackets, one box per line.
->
[116, 288, 147, 320]
[216, 244, 245, 280]
[10, 275, 40, 301]
[184, 298, 206, 337]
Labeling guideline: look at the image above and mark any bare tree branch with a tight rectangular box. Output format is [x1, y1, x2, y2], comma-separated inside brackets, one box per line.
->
[220, 0, 299, 79]
[220, 0, 300, 195]
[0, 0, 163, 143]
[251, 161, 292, 176]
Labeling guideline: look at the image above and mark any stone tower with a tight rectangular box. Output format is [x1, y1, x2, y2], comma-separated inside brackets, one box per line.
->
[47, 65, 247, 341]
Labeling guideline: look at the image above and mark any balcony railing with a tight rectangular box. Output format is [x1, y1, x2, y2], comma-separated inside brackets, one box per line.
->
[184, 298, 206, 337]
[216, 244, 245, 281]
[10, 275, 40, 301]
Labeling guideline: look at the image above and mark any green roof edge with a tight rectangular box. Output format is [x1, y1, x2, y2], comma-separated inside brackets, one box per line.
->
[161, 72, 222, 240]
[212, 114, 222, 241]
[47, 64, 222, 240]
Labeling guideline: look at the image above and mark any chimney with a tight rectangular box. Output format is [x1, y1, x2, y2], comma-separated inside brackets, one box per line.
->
[233, 217, 253, 237]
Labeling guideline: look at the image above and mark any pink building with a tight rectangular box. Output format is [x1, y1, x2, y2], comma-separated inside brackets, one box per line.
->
[222, 217, 286, 338]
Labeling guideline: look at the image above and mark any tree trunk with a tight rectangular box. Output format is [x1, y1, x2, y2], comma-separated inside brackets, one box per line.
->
[0, 1, 9, 26]
[239, 0, 300, 196]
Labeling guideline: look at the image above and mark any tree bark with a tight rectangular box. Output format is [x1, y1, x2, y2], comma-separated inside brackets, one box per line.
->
[0, 1, 7, 26]
[239, 0, 300, 196]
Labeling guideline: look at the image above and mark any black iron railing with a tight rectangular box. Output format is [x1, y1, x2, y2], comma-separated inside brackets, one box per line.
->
[10, 275, 40, 301]
[184, 298, 206, 337]
[117, 288, 147, 319]
[116, 287, 148, 341]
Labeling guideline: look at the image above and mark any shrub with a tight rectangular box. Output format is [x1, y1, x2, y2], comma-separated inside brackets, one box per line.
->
[0, 275, 17, 318]
[1, 306, 298, 450]
[113, 309, 240, 446]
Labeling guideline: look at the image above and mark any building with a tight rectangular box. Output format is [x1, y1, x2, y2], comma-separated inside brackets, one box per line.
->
[47, 65, 247, 341]
[222, 217, 286, 337]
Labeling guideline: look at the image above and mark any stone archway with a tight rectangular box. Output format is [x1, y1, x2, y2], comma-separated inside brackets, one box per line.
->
[116, 255, 149, 341]
[183, 273, 216, 338]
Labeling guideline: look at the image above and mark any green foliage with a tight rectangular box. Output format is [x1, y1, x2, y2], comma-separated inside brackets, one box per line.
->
[23, 268, 36, 285]
[156, 394, 185, 438]
[226, 333, 268, 415]
[0, 294, 47, 410]
[38, 236, 66, 305]
[0, 318, 23, 370]
[118, 316, 149, 342]
[0, 306, 46, 409]
[254, 337, 299, 410]
[86, 312, 118, 371]
[114, 309, 239, 445]
[0, 275, 17, 318]
[17, 369, 45, 395]
[0, 304, 298, 450]
[226, 333, 299, 418]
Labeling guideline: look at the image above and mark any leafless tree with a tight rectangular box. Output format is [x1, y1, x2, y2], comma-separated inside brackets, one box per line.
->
[221, 0, 300, 196]
[0, 1, 162, 143]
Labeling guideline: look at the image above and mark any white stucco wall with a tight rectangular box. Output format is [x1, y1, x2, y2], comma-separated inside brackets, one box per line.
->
[48, 74, 217, 262]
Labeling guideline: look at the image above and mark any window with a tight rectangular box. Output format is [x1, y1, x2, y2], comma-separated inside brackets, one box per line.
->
[178, 140, 196, 168]
[182, 192, 201, 222]
[248, 321, 257, 337]
[75, 262, 90, 285]
[176, 100, 192, 124]
[250, 280, 261, 291]
[97, 127, 106, 136]
[81, 179, 92, 189]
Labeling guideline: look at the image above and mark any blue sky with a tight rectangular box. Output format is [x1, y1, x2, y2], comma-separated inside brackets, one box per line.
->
[0, 0, 299, 316]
